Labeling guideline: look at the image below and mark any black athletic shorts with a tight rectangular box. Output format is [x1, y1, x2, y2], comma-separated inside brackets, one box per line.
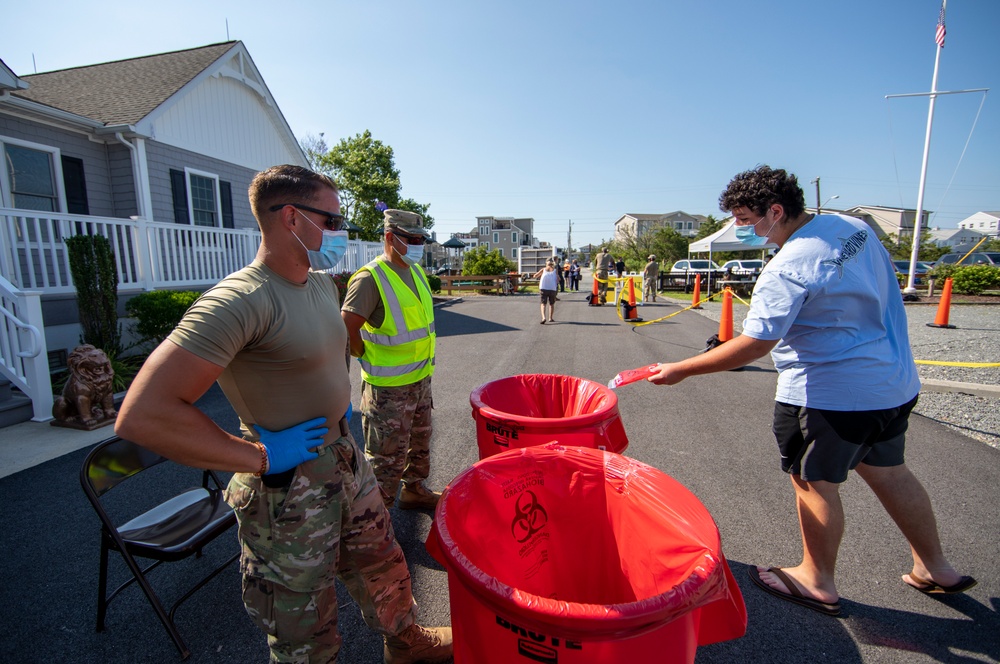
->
[772, 395, 918, 483]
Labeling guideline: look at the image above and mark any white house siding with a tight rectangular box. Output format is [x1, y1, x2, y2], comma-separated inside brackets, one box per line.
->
[144, 141, 257, 228]
[0, 114, 116, 216]
[145, 74, 302, 172]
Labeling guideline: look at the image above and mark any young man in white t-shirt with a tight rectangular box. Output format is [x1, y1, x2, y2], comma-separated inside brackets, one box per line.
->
[648, 165, 975, 616]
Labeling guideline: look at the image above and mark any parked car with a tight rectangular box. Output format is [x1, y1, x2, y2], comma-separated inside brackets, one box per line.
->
[434, 264, 452, 275]
[669, 259, 724, 276]
[892, 260, 933, 285]
[720, 259, 765, 277]
[935, 252, 1000, 267]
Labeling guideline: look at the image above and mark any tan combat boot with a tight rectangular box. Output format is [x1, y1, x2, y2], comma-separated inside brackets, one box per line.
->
[384, 624, 453, 664]
[396, 482, 441, 510]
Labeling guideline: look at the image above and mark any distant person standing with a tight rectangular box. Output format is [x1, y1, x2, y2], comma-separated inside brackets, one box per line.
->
[643, 255, 659, 302]
[615, 256, 626, 278]
[570, 259, 581, 291]
[342, 209, 442, 512]
[594, 248, 613, 304]
[534, 258, 559, 323]
[556, 257, 566, 292]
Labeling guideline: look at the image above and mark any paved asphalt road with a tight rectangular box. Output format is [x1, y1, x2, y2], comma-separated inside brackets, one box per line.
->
[3, 289, 997, 663]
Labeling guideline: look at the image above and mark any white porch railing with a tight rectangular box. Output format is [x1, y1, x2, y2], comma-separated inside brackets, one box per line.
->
[0, 207, 384, 293]
[0, 275, 52, 422]
[0, 208, 384, 425]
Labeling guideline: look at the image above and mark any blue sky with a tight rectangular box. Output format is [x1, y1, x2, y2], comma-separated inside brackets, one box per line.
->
[4, 0, 998, 249]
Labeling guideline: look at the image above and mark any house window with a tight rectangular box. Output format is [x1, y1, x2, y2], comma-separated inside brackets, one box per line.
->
[187, 169, 221, 227]
[493, 232, 499, 243]
[170, 168, 234, 227]
[480, 225, 489, 235]
[498, 248, 504, 257]
[512, 248, 518, 258]
[512, 231, 518, 243]
[2, 140, 62, 211]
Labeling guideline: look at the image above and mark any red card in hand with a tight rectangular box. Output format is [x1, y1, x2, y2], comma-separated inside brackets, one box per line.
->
[607, 364, 659, 389]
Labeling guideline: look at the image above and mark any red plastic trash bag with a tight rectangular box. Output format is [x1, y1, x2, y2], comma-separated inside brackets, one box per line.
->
[426, 444, 747, 664]
[470, 374, 628, 459]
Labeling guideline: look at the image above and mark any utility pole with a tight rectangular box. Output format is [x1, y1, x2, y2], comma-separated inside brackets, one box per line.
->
[811, 177, 822, 213]
[567, 220, 573, 257]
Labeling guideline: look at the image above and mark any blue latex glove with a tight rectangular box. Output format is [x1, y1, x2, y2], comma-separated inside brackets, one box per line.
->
[254, 417, 328, 475]
[344, 402, 353, 422]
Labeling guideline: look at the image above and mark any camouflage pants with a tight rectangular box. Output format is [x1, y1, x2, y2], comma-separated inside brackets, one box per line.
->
[643, 278, 657, 302]
[361, 376, 433, 507]
[224, 433, 416, 662]
[596, 270, 609, 303]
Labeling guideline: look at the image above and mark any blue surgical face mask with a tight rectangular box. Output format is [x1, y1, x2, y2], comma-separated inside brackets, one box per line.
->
[393, 235, 425, 266]
[735, 212, 777, 246]
[292, 210, 348, 270]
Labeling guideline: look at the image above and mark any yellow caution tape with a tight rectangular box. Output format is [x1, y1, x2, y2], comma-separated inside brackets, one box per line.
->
[915, 360, 1000, 367]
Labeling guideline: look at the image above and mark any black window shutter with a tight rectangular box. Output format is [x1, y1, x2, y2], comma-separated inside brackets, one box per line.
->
[170, 169, 190, 224]
[220, 180, 234, 228]
[61, 156, 90, 215]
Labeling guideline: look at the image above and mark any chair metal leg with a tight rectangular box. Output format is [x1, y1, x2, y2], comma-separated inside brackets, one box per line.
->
[117, 547, 192, 659]
[96, 537, 109, 632]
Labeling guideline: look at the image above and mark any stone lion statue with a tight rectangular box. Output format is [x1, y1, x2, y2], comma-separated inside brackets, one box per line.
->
[52, 344, 117, 428]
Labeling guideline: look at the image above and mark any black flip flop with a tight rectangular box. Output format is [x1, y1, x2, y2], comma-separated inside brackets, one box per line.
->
[748, 566, 841, 617]
[905, 574, 977, 595]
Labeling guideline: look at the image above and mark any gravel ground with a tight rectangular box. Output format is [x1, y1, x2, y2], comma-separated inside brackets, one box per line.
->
[671, 295, 1000, 450]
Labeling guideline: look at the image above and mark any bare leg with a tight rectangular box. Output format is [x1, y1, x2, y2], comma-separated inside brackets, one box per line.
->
[757, 474, 841, 604]
[540, 301, 546, 323]
[854, 462, 964, 588]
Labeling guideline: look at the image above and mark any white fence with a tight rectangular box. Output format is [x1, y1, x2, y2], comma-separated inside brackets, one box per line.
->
[0, 208, 384, 423]
[0, 208, 384, 293]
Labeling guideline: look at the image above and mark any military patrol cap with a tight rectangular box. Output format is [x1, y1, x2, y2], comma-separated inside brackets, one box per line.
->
[384, 209, 430, 238]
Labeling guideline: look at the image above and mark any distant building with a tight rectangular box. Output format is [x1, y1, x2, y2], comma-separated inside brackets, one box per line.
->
[613, 212, 707, 242]
[958, 211, 1000, 238]
[925, 227, 987, 252]
[472, 216, 535, 261]
[843, 205, 930, 239]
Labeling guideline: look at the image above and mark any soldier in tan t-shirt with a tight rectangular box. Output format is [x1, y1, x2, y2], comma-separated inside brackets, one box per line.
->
[116, 166, 451, 663]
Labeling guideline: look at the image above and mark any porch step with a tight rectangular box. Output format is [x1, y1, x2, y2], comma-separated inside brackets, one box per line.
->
[0, 388, 33, 427]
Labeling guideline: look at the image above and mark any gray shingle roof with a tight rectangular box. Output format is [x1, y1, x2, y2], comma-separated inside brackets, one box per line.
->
[12, 42, 236, 126]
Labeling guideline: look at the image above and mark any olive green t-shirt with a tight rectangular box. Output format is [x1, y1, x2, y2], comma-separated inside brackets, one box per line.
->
[341, 257, 421, 329]
[167, 260, 351, 443]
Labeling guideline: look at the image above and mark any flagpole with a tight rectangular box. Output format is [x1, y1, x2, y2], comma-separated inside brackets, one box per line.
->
[904, 0, 947, 295]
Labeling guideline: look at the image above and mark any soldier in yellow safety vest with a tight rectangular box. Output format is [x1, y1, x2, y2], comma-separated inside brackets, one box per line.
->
[342, 209, 441, 511]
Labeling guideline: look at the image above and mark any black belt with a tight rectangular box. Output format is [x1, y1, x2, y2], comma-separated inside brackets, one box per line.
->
[262, 416, 351, 488]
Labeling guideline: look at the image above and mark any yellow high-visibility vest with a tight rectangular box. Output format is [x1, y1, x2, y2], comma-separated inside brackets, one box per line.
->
[353, 258, 436, 387]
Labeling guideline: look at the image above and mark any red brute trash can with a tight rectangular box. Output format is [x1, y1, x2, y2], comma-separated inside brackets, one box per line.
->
[426, 444, 747, 664]
[470, 374, 628, 459]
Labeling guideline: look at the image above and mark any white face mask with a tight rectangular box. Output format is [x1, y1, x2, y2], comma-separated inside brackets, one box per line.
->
[392, 234, 425, 266]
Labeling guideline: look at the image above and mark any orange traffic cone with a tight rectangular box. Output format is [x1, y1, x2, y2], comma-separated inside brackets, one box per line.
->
[623, 277, 643, 322]
[926, 277, 957, 329]
[691, 274, 703, 309]
[588, 275, 601, 306]
[718, 289, 734, 341]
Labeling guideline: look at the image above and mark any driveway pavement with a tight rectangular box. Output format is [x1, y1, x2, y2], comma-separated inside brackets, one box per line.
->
[1, 287, 997, 663]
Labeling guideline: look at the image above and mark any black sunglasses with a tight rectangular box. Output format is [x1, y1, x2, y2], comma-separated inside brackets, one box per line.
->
[270, 203, 345, 231]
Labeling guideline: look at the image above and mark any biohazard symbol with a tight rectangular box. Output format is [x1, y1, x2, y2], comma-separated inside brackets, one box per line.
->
[510, 490, 548, 543]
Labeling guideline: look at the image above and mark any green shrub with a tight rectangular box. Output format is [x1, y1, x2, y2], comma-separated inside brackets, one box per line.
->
[462, 247, 515, 275]
[125, 290, 202, 347]
[427, 274, 441, 293]
[928, 263, 959, 282]
[66, 234, 121, 355]
[949, 265, 1000, 296]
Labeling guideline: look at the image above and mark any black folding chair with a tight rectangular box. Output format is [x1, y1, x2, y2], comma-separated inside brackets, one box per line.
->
[79, 435, 240, 659]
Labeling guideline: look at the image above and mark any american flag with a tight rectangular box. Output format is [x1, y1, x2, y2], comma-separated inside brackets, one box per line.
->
[935, 2, 946, 48]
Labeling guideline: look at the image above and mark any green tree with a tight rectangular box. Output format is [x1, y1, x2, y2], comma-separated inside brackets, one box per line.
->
[305, 130, 435, 242]
[693, 215, 724, 241]
[878, 233, 949, 261]
[462, 247, 514, 275]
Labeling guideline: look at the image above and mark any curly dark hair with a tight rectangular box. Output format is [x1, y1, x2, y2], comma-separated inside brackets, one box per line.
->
[718, 165, 806, 219]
